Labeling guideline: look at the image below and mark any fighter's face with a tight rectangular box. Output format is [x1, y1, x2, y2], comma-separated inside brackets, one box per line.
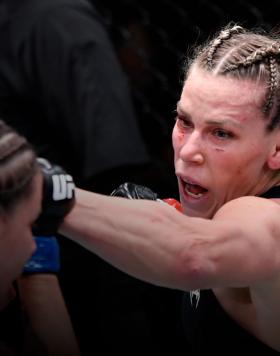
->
[0, 172, 42, 309]
[173, 67, 279, 218]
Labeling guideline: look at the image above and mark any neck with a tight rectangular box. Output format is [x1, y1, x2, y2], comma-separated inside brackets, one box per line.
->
[252, 171, 280, 197]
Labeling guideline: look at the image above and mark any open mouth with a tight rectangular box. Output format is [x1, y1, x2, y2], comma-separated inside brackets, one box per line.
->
[184, 181, 208, 199]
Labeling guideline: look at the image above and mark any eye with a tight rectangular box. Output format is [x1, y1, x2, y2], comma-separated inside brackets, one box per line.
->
[212, 129, 234, 139]
[176, 116, 193, 130]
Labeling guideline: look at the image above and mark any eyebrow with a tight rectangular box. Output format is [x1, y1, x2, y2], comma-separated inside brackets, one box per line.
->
[176, 104, 192, 121]
[205, 119, 242, 127]
[176, 104, 242, 128]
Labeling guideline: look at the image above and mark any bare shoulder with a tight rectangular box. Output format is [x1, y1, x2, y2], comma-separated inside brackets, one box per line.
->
[214, 195, 280, 271]
[214, 196, 280, 350]
[216, 194, 280, 211]
[198, 195, 280, 289]
[214, 195, 280, 229]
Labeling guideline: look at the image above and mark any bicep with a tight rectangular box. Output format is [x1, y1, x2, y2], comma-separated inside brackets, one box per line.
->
[206, 197, 280, 287]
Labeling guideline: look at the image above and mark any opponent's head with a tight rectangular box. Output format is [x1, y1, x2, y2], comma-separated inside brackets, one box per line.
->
[0, 120, 41, 309]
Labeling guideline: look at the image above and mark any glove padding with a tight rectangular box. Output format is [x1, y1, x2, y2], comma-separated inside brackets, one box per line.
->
[111, 182, 183, 212]
[32, 158, 75, 236]
[111, 182, 158, 201]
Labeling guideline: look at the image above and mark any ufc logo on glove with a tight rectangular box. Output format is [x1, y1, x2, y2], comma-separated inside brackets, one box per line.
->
[52, 174, 75, 200]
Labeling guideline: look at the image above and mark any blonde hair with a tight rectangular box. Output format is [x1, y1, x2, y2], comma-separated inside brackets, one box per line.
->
[0, 120, 38, 212]
[185, 23, 280, 131]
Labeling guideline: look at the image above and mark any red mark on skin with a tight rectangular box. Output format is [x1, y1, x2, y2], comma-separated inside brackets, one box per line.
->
[214, 148, 225, 153]
[236, 165, 242, 175]
[177, 133, 185, 143]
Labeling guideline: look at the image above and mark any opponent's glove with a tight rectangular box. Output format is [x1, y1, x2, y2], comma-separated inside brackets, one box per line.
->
[111, 182, 182, 212]
[32, 158, 75, 236]
[111, 182, 159, 201]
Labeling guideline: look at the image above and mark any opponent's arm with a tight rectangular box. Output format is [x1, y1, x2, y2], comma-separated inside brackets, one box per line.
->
[17, 274, 80, 356]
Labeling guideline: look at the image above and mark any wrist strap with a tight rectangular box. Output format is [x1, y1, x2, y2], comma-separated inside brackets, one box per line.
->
[23, 236, 60, 274]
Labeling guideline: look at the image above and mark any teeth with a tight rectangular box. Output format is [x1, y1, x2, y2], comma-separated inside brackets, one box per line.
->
[185, 185, 203, 198]
[180, 177, 208, 199]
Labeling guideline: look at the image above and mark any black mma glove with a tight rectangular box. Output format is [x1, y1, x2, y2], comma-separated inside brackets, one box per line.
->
[111, 182, 183, 212]
[23, 158, 75, 274]
[32, 158, 75, 236]
[111, 182, 159, 201]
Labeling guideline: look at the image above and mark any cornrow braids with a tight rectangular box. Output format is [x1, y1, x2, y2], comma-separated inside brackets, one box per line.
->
[0, 120, 38, 212]
[221, 41, 280, 122]
[264, 56, 278, 115]
[224, 42, 280, 72]
[189, 23, 280, 130]
[206, 25, 245, 70]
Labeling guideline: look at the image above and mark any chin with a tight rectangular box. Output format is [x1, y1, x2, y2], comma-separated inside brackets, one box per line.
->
[181, 198, 218, 219]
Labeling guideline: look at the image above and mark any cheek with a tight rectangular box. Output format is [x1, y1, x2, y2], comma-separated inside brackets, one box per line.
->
[215, 148, 262, 180]
[208, 148, 247, 185]
[17, 228, 35, 259]
[172, 126, 185, 154]
[25, 232, 36, 254]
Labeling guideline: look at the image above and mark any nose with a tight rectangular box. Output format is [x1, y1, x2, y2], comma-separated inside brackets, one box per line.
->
[179, 131, 204, 164]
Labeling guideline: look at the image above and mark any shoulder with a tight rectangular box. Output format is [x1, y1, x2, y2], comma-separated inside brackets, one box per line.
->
[214, 195, 280, 227]
[214, 195, 280, 256]
[202, 195, 280, 287]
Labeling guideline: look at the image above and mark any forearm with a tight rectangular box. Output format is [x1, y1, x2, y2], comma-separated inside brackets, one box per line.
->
[60, 188, 201, 289]
[69, 191, 280, 290]
[17, 274, 80, 356]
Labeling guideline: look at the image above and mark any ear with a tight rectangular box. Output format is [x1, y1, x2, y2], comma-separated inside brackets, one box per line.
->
[267, 139, 280, 170]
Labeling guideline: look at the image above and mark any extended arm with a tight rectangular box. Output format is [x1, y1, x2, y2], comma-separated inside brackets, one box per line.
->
[60, 189, 280, 290]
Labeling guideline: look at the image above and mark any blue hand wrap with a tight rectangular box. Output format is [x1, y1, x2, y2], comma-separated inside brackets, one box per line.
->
[23, 236, 60, 274]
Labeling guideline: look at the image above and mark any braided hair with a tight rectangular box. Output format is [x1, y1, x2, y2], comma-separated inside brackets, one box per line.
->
[0, 120, 38, 212]
[185, 23, 280, 130]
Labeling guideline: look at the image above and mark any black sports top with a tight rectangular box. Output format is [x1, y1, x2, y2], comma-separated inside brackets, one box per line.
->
[182, 186, 280, 355]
